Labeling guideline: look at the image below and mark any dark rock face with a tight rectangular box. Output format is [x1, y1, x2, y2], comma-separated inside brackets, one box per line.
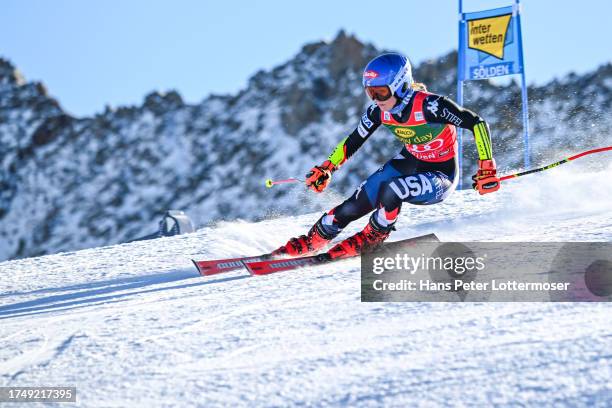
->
[1, 32, 610, 260]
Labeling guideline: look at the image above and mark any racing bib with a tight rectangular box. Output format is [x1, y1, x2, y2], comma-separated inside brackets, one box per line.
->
[381, 92, 457, 162]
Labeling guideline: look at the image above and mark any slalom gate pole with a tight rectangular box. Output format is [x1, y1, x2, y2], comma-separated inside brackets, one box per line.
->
[265, 177, 303, 188]
[499, 146, 612, 182]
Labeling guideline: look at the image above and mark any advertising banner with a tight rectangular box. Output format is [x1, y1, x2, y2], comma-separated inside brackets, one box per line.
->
[459, 5, 525, 80]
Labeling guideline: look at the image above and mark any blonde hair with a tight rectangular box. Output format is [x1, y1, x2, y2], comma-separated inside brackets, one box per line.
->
[411, 82, 428, 91]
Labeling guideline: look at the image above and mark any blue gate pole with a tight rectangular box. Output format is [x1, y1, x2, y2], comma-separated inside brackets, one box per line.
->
[516, 0, 530, 169]
[457, 0, 465, 189]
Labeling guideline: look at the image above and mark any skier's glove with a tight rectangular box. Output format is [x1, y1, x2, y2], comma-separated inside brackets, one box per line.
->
[472, 159, 500, 195]
[305, 160, 336, 193]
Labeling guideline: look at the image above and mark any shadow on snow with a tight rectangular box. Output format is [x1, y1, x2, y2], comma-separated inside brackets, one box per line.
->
[0, 270, 249, 320]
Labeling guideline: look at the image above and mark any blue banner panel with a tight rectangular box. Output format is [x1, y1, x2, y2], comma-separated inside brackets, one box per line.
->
[459, 5, 524, 80]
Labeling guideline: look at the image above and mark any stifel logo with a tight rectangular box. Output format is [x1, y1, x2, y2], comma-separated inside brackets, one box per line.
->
[468, 14, 511, 59]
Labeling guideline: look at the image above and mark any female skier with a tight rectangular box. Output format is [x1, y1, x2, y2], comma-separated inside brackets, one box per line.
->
[273, 53, 500, 259]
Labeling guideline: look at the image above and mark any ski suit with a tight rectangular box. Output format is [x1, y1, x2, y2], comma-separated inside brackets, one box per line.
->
[318, 90, 494, 237]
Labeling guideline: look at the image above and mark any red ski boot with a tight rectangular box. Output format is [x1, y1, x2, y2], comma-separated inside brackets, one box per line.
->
[272, 221, 333, 257]
[327, 218, 392, 259]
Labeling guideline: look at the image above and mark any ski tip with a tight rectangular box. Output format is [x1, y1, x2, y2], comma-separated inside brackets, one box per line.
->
[191, 259, 204, 275]
[425, 233, 440, 242]
[403, 232, 439, 242]
[382, 233, 440, 252]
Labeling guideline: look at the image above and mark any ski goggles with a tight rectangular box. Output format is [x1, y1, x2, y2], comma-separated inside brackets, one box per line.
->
[365, 85, 392, 101]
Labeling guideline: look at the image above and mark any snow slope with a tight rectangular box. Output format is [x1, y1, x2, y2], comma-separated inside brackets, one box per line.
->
[1, 164, 611, 407]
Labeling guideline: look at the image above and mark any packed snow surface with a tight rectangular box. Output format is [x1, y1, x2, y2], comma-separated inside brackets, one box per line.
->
[1, 165, 611, 406]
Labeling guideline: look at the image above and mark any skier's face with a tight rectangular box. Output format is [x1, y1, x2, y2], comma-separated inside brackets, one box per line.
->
[375, 95, 398, 112]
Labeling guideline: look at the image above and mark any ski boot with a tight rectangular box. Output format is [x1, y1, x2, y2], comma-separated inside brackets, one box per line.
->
[327, 217, 393, 259]
[272, 217, 335, 257]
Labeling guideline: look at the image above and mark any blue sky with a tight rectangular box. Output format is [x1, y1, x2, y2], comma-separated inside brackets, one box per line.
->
[2, 0, 610, 117]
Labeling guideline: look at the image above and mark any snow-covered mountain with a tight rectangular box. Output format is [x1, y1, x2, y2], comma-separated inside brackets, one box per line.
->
[1, 168, 611, 406]
[1, 31, 611, 261]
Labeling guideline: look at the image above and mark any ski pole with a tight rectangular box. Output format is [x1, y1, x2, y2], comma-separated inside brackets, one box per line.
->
[499, 146, 612, 182]
[265, 177, 304, 188]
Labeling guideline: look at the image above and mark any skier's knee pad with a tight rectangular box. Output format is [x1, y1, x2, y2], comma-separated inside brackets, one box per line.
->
[378, 180, 404, 211]
[329, 193, 374, 229]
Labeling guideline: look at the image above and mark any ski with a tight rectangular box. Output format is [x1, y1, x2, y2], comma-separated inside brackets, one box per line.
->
[246, 254, 327, 275]
[192, 254, 273, 276]
[245, 233, 439, 276]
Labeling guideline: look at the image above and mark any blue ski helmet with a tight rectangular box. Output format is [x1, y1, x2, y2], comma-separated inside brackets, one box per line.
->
[362, 53, 413, 99]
